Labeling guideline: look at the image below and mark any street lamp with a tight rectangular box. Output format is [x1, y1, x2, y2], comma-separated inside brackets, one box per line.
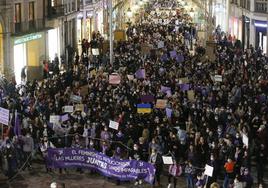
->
[126, 8, 132, 26]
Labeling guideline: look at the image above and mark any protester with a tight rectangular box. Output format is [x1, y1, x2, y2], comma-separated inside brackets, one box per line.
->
[0, 0, 267, 187]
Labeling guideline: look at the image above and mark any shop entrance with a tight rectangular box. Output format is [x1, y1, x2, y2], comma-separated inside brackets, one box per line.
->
[14, 43, 27, 84]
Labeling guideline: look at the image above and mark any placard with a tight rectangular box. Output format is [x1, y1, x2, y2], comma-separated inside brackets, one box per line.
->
[49, 115, 60, 124]
[187, 90, 195, 102]
[155, 99, 167, 109]
[179, 77, 189, 84]
[127, 74, 134, 80]
[75, 104, 84, 112]
[109, 120, 119, 130]
[204, 164, 214, 177]
[64, 106, 74, 113]
[0, 107, 9, 125]
[109, 74, 121, 85]
[61, 114, 69, 122]
[158, 41, 164, 49]
[242, 134, 249, 147]
[214, 75, 223, 82]
[70, 94, 82, 103]
[92, 48, 100, 56]
[166, 108, 172, 118]
[162, 156, 173, 164]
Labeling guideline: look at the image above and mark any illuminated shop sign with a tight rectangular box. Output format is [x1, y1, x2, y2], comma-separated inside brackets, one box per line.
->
[14, 33, 42, 45]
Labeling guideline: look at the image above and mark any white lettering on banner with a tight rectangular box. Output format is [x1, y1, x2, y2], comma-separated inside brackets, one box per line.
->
[0, 107, 9, 125]
[86, 157, 107, 169]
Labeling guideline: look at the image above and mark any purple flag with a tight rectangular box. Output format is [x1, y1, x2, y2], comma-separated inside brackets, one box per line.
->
[61, 114, 69, 122]
[176, 54, 184, 63]
[166, 108, 172, 118]
[179, 84, 190, 91]
[161, 86, 171, 93]
[135, 69, 146, 79]
[14, 111, 21, 136]
[141, 95, 155, 103]
[47, 148, 156, 184]
[170, 50, 177, 58]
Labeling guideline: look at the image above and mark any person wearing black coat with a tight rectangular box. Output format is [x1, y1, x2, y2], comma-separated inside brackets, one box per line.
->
[149, 148, 163, 187]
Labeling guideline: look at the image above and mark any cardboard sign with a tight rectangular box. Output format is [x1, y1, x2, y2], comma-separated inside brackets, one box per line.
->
[141, 45, 151, 55]
[179, 84, 190, 91]
[49, 115, 60, 124]
[80, 85, 88, 96]
[204, 164, 214, 177]
[214, 75, 223, 82]
[109, 74, 121, 85]
[92, 48, 99, 56]
[64, 106, 74, 113]
[75, 104, 84, 112]
[70, 94, 82, 103]
[187, 90, 195, 102]
[155, 99, 167, 109]
[162, 156, 173, 164]
[109, 120, 119, 130]
[242, 134, 249, 147]
[0, 107, 9, 125]
[179, 77, 189, 84]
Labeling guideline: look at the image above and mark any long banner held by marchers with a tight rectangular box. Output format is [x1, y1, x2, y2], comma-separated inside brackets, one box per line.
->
[47, 148, 155, 184]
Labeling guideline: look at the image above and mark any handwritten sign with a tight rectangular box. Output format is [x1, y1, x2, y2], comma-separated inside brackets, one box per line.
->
[155, 99, 167, 109]
[162, 156, 173, 164]
[109, 120, 119, 130]
[49, 115, 60, 124]
[109, 74, 121, 85]
[204, 164, 214, 177]
[70, 94, 82, 103]
[0, 107, 9, 125]
[64, 106, 74, 113]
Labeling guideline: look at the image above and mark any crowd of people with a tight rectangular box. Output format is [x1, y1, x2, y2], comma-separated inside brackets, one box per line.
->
[0, 0, 268, 188]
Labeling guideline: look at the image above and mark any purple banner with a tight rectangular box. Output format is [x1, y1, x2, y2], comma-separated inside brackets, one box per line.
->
[47, 148, 155, 184]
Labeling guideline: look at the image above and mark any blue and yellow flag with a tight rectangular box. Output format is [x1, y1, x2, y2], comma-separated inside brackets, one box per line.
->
[137, 104, 152, 114]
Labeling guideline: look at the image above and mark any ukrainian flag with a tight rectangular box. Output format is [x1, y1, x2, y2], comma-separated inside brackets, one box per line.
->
[137, 104, 152, 114]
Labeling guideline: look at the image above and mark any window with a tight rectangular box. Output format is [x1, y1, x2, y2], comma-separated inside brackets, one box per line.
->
[29, 2, 35, 21]
[15, 3, 21, 23]
[51, 0, 55, 7]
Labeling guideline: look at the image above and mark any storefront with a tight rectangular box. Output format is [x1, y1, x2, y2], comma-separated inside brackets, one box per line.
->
[212, 0, 229, 32]
[229, 17, 243, 41]
[48, 28, 61, 61]
[13, 32, 46, 83]
[254, 20, 267, 53]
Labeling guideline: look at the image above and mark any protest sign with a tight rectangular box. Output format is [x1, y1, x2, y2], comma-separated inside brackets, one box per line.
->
[109, 120, 119, 130]
[0, 107, 9, 125]
[162, 156, 173, 164]
[61, 114, 69, 122]
[166, 108, 172, 118]
[214, 75, 223, 82]
[92, 48, 100, 56]
[135, 69, 146, 79]
[49, 115, 60, 124]
[187, 90, 195, 102]
[161, 86, 171, 93]
[179, 83, 190, 91]
[170, 51, 177, 58]
[179, 77, 189, 84]
[75, 104, 84, 112]
[242, 134, 249, 147]
[70, 94, 82, 103]
[158, 41, 164, 49]
[80, 85, 88, 96]
[204, 164, 214, 177]
[109, 74, 121, 85]
[47, 148, 155, 184]
[64, 106, 74, 113]
[155, 99, 167, 109]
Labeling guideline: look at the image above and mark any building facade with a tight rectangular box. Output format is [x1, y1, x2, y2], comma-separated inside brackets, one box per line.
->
[229, 0, 268, 54]
[0, 0, 80, 83]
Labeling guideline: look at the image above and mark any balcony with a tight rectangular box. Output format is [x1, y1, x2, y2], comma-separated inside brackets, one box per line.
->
[47, 5, 65, 19]
[255, 2, 268, 13]
[13, 19, 49, 36]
